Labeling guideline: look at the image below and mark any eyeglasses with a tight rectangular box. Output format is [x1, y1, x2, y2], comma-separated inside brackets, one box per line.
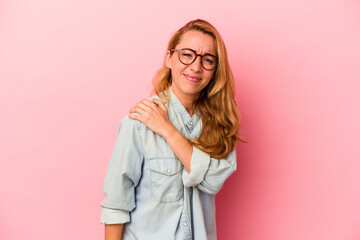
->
[170, 48, 218, 70]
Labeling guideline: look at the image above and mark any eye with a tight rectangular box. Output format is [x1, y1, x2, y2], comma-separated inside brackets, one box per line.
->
[181, 51, 195, 59]
[203, 56, 215, 64]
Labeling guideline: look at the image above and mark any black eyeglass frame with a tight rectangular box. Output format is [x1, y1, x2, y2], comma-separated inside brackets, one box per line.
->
[170, 48, 218, 71]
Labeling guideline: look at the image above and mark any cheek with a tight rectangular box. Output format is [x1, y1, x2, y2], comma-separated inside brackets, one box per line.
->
[205, 71, 215, 81]
[174, 64, 187, 75]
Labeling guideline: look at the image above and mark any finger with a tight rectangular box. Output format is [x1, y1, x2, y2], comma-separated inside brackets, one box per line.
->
[128, 113, 146, 123]
[153, 98, 167, 111]
[141, 99, 158, 109]
[136, 101, 153, 112]
[129, 105, 148, 116]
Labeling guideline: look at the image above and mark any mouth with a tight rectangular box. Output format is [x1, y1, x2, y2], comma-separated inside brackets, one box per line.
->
[184, 74, 202, 82]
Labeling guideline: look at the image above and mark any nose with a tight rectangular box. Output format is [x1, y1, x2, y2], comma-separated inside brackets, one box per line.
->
[190, 55, 202, 72]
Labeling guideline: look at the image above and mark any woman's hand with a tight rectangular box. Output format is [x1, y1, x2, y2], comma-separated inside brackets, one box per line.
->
[129, 98, 193, 172]
[129, 98, 175, 138]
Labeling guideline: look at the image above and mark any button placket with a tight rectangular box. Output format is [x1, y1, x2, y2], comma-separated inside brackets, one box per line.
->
[180, 208, 192, 240]
[187, 120, 195, 133]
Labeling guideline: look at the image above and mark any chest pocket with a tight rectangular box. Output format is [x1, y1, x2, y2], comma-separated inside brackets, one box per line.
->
[149, 157, 184, 202]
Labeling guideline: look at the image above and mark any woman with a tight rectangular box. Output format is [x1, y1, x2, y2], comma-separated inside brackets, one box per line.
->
[100, 19, 245, 240]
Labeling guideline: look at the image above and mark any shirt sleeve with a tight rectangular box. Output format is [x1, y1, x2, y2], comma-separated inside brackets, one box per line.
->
[182, 146, 237, 195]
[100, 115, 144, 224]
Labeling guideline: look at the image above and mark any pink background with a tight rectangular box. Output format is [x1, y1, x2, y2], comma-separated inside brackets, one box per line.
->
[1, 0, 360, 239]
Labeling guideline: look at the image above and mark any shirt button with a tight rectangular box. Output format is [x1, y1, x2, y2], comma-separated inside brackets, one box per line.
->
[183, 222, 187, 226]
[167, 169, 171, 174]
[190, 121, 193, 126]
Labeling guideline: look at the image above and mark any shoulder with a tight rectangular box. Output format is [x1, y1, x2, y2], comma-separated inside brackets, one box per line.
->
[147, 94, 166, 105]
[120, 94, 165, 131]
[118, 114, 142, 133]
[142, 94, 169, 110]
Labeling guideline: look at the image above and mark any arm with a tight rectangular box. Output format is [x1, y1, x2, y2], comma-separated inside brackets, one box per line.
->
[163, 125, 237, 194]
[182, 146, 236, 194]
[129, 98, 236, 194]
[129, 98, 193, 171]
[162, 124, 192, 172]
[100, 116, 144, 228]
[105, 224, 124, 240]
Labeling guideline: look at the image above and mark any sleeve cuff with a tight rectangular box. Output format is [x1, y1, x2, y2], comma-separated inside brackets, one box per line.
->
[182, 146, 211, 187]
[100, 207, 130, 224]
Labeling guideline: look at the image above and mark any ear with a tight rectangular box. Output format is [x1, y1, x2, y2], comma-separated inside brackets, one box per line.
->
[165, 50, 172, 69]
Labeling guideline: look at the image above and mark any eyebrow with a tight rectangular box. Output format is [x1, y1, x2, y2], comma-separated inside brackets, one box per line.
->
[182, 47, 217, 57]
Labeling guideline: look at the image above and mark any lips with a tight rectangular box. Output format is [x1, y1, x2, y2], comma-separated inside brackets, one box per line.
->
[184, 74, 202, 82]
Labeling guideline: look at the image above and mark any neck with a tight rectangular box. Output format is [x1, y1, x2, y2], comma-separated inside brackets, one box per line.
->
[171, 87, 198, 117]
[182, 99, 196, 117]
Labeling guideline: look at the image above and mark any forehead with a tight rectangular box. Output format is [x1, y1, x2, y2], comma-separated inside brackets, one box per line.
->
[176, 30, 216, 55]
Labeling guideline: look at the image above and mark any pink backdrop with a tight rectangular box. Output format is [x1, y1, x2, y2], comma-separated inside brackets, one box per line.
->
[1, 0, 359, 239]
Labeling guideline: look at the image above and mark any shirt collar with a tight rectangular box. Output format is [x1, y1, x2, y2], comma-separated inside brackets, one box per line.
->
[168, 87, 200, 133]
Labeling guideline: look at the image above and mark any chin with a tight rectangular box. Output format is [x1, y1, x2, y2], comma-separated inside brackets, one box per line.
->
[182, 87, 203, 96]
[173, 80, 207, 97]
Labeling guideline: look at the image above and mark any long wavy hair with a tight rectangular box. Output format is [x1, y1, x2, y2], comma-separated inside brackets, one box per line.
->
[153, 19, 247, 159]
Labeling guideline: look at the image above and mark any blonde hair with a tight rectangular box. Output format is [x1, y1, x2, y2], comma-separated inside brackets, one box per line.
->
[153, 19, 247, 159]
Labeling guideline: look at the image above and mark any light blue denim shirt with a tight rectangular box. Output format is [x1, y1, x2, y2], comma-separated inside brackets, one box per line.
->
[100, 87, 237, 240]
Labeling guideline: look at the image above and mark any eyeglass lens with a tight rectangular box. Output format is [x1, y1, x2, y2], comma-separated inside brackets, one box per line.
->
[179, 49, 216, 70]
